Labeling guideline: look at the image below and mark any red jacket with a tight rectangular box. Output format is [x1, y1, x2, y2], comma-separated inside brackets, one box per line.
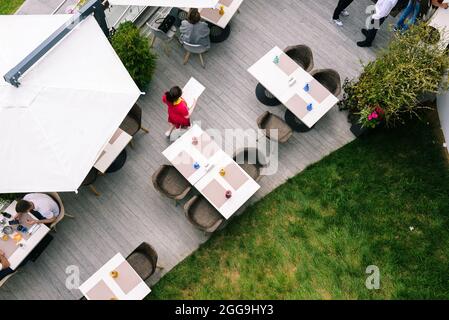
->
[163, 94, 191, 128]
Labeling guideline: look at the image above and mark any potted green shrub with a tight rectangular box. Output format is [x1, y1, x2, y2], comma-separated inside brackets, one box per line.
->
[111, 21, 157, 90]
[0, 194, 18, 208]
[339, 22, 449, 136]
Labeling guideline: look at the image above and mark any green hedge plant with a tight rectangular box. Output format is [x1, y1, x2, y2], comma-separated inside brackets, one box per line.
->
[339, 22, 449, 128]
[111, 21, 157, 90]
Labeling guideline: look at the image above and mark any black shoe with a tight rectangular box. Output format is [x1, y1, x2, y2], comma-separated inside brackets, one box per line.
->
[361, 29, 368, 37]
[357, 41, 372, 47]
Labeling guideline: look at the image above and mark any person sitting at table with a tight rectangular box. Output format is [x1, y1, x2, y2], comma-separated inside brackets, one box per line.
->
[0, 250, 13, 281]
[15, 193, 60, 226]
[162, 86, 196, 138]
[179, 9, 211, 49]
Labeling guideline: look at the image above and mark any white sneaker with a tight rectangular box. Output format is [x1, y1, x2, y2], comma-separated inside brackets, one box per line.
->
[341, 10, 350, 17]
[333, 19, 343, 27]
[165, 130, 171, 137]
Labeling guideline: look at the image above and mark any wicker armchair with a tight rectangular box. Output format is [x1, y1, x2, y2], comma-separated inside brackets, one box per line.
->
[45, 192, 74, 231]
[284, 45, 314, 72]
[184, 195, 224, 233]
[257, 111, 293, 143]
[120, 103, 149, 147]
[126, 242, 161, 281]
[81, 168, 100, 196]
[310, 69, 342, 97]
[152, 165, 192, 201]
[0, 271, 16, 288]
[232, 148, 267, 182]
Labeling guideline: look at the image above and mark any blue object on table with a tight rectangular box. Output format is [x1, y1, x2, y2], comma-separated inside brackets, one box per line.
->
[193, 162, 200, 170]
[307, 103, 313, 111]
[304, 83, 310, 92]
[273, 55, 280, 64]
[17, 225, 28, 233]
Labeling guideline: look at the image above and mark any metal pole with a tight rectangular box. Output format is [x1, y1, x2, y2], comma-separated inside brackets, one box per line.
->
[3, 0, 109, 87]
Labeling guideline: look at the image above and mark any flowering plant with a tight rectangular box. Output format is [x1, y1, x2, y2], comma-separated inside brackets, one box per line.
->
[360, 105, 385, 128]
[338, 22, 449, 129]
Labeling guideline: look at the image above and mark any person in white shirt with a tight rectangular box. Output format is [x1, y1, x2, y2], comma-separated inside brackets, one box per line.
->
[357, 0, 399, 47]
[15, 193, 60, 226]
[0, 250, 13, 281]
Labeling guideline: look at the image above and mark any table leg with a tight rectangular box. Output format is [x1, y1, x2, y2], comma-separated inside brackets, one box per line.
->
[209, 24, 231, 43]
[284, 109, 313, 132]
[255, 83, 281, 106]
[105, 149, 128, 174]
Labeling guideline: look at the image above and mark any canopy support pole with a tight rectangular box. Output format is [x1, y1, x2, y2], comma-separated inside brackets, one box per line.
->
[3, 0, 110, 87]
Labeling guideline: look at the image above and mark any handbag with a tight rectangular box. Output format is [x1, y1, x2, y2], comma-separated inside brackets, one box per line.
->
[157, 15, 176, 33]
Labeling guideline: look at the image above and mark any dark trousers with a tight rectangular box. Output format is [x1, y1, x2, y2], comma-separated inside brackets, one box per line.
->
[0, 267, 14, 281]
[364, 17, 386, 45]
[333, 0, 354, 19]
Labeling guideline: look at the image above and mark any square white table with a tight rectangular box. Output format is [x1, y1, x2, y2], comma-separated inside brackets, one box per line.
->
[94, 128, 132, 174]
[183, 0, 243, 29]
[79, 253, 151, 300]
[248, 46, 339, 128]
[162, 124, 260, 219]
[0, 201, 50, 270]
[194, 149, 260, 219]
[162, 124, 221, 185]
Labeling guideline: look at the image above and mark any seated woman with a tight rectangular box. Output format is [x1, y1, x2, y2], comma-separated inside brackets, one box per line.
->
[0, 250, 13, 281]
[179, 9, 211, 49]
[162, 86, 196, 138]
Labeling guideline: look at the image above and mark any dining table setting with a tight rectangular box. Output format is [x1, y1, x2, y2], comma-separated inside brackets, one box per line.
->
[0, 201, 51, 270]
[248, 46, 340, 130]
[162, 124, 260, 219]
[79, 253, 151, 300]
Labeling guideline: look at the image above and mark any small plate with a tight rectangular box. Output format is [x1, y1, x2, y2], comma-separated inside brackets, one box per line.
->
[2, 226, 13, 235]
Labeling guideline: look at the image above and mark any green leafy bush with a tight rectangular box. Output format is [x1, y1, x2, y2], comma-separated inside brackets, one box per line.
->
[0, 194, 18, 207]
[339, 22, 449, 128]
[111, 21, 157, 90]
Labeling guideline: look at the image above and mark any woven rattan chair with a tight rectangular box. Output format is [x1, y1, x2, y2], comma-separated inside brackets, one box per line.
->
[184, 195, 224, 234]
[152, 165, 192, 202]
[257, 111, 293, 143]
[44, 192, 74, 232]
[284, 45, 314, 72]
[126, 242, 161, 281]
[0, 271, 17, 288]
[310, 69, 342, 97]
[232, 147, 267, 182]
[120, 103, 149, 148]
[81, 168, 100, 196]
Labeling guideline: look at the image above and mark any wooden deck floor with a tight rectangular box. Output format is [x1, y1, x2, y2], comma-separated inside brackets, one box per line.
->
[1, 0, 395, 299]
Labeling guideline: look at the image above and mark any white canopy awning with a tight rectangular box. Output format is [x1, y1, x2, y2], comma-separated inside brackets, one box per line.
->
[108, 0, 219, 8]
[0, 14, 141, 193]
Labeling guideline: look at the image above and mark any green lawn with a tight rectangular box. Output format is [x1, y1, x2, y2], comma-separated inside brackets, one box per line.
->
[149, 116, 449, 299]
[0, 0, 23, 14]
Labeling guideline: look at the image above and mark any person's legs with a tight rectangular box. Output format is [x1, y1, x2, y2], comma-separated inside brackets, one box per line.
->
[404, 2, 421, 30]
[332, 0, 354, 20]
[358, 17, 386, 47]
[165, 124, 176, 138]
[395, 1, 414, 30]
